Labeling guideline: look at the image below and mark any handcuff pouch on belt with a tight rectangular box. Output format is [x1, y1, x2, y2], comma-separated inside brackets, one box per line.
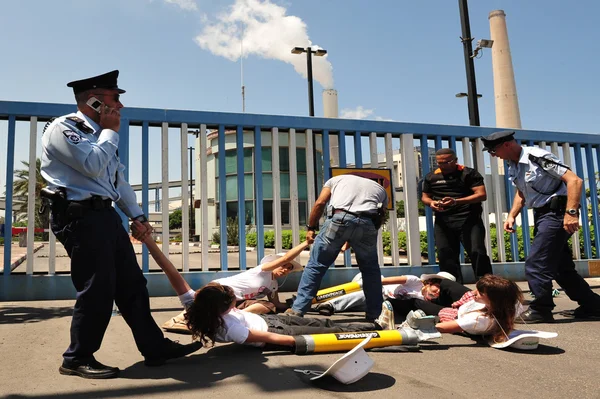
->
[39, 187, 67, 215]
[536, 195, 568, 213]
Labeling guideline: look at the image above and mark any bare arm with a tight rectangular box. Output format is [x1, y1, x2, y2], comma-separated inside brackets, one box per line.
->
[504, 190, 525, 233]
[435, 320, 464, 334]
[382, 276, 408, 285]
[306, 187, 332, 241]
[143, 235, 192, 296]
[244, 329, 295, 346]
[561, 170, 583, 235]
[260, 240, 310, 272]
[452, 185, 487, 206]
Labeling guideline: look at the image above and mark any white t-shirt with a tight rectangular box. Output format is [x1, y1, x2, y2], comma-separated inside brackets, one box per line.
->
[383, 275, 425, 300]
[178, 290, 269, 347]
[213, 265, 278, 300]
[455, 299, 495, 335]
[325, 174, 388, 213]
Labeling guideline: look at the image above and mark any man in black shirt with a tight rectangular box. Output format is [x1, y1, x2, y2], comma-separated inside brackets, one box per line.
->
[421, 149, 493, 283]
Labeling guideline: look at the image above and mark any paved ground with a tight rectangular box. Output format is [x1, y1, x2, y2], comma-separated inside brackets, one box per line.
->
[1, 281, 599, 399]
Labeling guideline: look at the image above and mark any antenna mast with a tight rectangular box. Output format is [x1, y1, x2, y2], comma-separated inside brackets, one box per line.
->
[241, 24, 246, 113]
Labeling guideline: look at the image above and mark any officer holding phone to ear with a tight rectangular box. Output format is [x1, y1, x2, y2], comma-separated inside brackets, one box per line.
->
[40, 70, 202, 379]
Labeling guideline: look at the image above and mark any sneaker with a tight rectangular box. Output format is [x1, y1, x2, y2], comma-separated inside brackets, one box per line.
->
[516, 308, 554, 324]
[315, 302, 335, 316]
[144, 338, 203, 367]
[161, 311, 192, 334]
[400, 310, 427, 329]
[374, 301, 395, 330]
[284, 308, 303, 317]
[559, 306, 600, 319]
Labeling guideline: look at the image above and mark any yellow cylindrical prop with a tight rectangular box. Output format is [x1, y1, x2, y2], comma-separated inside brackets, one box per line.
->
[294, 328, 419, 354]
[312, 281, 362, 304]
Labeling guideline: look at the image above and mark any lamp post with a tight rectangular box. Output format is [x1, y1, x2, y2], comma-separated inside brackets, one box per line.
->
[458, 0, 480, 127]
[455, 93, 482, 98]
[291, 46, 328, 197]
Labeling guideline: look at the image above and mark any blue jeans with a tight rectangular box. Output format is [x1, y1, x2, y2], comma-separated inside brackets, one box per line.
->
[292, 212, 383, 320]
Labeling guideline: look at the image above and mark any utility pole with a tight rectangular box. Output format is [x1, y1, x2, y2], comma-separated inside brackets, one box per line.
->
[458, 0, 480, 127]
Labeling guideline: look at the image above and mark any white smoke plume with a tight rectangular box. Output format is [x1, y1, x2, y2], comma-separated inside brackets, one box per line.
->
[194, 0, 334, 89]
[163, 0, 198, 11]
[340, 106, 374, 120]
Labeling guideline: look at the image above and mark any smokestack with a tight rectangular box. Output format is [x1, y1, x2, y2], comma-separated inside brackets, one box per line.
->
[489, 10, 522, 129]
[322, 89, 339, 167]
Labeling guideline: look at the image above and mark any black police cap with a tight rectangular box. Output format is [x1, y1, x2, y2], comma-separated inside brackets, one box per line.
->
[481, 130, 516, 151]
[66, 70, 126, 95]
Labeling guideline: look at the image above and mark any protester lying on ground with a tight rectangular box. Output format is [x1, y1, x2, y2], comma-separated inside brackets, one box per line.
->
[314, 272, 469, 322]
[140, 232, 394, 349]
[429, 274, 524, 343]
[162, 240, 310, 333]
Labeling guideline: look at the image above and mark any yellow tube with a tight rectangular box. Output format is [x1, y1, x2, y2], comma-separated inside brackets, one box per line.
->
[294, 328, 419, 354]
[312, 281, 362, 304]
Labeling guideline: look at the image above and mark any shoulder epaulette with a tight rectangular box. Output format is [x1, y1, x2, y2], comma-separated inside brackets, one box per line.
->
[64, 116, 94, 134]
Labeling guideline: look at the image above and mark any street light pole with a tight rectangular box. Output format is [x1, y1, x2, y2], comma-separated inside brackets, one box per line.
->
[458, 0, 480, 127]
[306, 46, 315, 117]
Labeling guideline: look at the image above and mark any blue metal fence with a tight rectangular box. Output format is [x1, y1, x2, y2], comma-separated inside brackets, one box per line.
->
[1, 100, 599, 300]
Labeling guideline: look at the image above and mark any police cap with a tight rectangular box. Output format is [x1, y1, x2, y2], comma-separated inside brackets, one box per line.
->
[67, 70, 126, 94]
[481, 130, 515, 151]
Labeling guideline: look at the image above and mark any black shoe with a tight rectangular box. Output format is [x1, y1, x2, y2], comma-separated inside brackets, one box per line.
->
[315, 302, 335, 316]
[560, 306, 600, 319]
[516, 308, 554, 324]
[59, 359, 120, 379]
[144, 338, 203, 367]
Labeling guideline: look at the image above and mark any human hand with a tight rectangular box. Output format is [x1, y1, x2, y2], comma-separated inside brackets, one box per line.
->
[440, 197, 457, 208]
[563, 214, 580, 235]
[98, 104, 121, 131]
[341, 241, 350, 252]
[306, 230, 316, 243]
[132, 220, 153, 241]
[503, 216, 516, 233]
[430, 200, 446, 212]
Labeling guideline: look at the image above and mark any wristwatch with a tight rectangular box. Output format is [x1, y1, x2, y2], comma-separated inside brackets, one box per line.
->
[566, 209, 579, 216]
[306, 225, 318, 231]
[132, 214, 148, 223]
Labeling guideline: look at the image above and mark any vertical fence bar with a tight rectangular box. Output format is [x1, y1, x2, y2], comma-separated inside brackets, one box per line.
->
[354, 131, 363, 168]
[574, 144, 592, 258]
[289, 128, 300, 247]
[141, 121, 149, 272]
[385, 133, 399, 266]
[421, 137, 435, 263]
[26, 117, 38, 274]
[218, 125, 228, 270]
[161, 122, 170, 257]
[585, 145, 600, 257]
[322, 130, 331, 182]
[504, 163, 519, 261]
[272, 127, 282, 253]
[474, 138, 492, 260]
[401, 133, 422, 266]
[254, 126, 265, 264]
[306, 128, 316, 211]
[490, 155, 506, 262]
[236, 125, 247, 270]
[369, 132, 384, 266]
[3, 115, 16, 275]
[180, 123, 190, 272]
[116, 121, 130, 230]
[199, 125, 209, 270]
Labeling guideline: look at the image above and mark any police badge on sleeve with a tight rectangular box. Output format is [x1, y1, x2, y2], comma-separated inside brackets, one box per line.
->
[62, 130, 82, 144]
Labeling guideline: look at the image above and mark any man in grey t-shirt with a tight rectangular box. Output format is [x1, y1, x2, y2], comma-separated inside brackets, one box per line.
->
[288, 174, 388, 321]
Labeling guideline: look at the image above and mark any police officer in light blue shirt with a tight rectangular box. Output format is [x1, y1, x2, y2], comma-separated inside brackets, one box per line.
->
[481, 130, 600, 323]
[41, 70, 201, 379]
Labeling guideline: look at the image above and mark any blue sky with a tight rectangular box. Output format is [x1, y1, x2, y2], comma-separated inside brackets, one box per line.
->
[1, 0, 599, 193]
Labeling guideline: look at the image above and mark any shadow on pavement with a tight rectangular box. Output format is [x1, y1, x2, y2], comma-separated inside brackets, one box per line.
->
[495, 344, 565, 355]
[0, 305, 72, 324]
[297, 372, 395, 392]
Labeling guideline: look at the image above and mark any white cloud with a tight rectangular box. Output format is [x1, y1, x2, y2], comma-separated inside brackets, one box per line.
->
[164, 0, 198, 11]
[340, 106, 374, 120]
[194, 0, 334, 89]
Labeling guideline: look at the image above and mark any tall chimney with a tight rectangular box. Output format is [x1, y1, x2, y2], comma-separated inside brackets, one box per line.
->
[322, 89, 339, 167]
[489, 10, 522, 129]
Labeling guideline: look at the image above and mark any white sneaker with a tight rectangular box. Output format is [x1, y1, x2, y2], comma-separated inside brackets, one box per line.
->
[375, 301, 395, 330]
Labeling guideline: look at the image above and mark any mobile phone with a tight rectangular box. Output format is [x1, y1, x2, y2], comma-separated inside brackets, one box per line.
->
[86, 97, 104, 113]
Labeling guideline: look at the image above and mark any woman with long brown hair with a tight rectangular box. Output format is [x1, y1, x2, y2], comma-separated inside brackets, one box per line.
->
[434, 274, 524, 343]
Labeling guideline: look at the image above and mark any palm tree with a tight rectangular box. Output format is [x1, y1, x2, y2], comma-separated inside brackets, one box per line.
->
[11, 158, 50, 231]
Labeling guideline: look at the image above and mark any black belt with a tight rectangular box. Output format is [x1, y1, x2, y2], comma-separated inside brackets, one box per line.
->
[68, 196, 113, 210]
[534, 195, 567, 214]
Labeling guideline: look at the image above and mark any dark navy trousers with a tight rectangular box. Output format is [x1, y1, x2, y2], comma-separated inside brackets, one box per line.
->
[52, 205, 165, 364]
[527, 209, 600, 312]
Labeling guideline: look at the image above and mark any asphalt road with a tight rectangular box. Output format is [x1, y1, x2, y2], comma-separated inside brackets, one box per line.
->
[1, 286, 599, 399]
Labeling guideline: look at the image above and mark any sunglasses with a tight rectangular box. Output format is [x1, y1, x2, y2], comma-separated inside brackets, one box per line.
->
[436, 159, 457, 166]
